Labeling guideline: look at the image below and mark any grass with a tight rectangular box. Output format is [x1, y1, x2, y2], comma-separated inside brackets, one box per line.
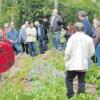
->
[0, 50, 100, 100]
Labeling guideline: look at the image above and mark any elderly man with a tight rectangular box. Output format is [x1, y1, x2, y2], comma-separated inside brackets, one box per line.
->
[50, 9, 63, 49]
[78, 11, 93, 37]
[65, 22, 95, 99]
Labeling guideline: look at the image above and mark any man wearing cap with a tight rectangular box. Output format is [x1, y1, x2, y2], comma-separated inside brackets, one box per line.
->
[65, 22, 95, 99]
[78, 11, 93, 37]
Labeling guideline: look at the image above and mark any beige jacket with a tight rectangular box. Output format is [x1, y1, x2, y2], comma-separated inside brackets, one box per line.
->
[26, 27, 37, 42]
[65, 32, 95, 71]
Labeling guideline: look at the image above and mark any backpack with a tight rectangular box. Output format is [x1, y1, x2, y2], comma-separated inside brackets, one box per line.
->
[0, 40, 15, 73]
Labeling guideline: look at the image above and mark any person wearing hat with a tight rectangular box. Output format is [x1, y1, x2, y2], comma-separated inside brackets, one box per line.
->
[78, 11, 93, 37]
[65, 22, 95, 99]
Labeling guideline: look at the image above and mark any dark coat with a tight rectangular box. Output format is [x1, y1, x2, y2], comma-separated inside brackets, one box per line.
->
[50, 15, 63, 32]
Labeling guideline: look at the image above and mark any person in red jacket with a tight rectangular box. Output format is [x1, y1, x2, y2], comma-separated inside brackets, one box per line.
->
[0, 26, 15, 80]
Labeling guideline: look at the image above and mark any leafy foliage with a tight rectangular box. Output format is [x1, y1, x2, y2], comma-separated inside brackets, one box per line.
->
[0, 0, 100, 27]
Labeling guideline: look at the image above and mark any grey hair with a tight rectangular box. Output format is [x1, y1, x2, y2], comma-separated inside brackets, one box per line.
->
[74, 22, 84, 31]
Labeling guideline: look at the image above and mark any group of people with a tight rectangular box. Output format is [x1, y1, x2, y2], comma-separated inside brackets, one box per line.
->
[0, 17, 49, 56]
[0, 8, 100, 99]
[18, 20, 49, 56]
[64, 11, 100, 99]
[49, 9, 100, 99]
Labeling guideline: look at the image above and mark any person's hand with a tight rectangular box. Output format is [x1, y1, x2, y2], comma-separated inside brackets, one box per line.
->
[9, 40, 14, 43]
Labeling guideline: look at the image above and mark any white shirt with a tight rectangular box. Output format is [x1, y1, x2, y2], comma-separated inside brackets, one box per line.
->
[26, 27, 37, 42]
[65, 31, 95, 71]
[50, 16, 56, 27]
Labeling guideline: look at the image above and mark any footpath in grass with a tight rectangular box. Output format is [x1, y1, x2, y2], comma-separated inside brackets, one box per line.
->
[0, 50, 100, 100]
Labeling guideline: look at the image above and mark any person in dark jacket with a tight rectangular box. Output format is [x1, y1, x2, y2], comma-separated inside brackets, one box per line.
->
[42, 17, 49, 45]
[50, 9, 63, 49]
[78, 11, 93, 37]
[35, 21, 47, 54]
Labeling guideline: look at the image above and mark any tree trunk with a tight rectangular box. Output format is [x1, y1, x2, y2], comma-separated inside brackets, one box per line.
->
[54, 0, 58, 10]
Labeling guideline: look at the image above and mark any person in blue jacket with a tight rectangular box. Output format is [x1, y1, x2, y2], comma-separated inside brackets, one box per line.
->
[6, 26, 22, 54]
[78, 11, 93, 37]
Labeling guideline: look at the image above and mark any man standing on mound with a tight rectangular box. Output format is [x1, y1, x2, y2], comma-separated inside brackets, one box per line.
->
[64, 22, 95, 99]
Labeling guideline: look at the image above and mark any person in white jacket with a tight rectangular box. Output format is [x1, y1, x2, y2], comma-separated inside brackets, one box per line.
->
[65, 22, 95, 99]
[26, 21, 37, 56]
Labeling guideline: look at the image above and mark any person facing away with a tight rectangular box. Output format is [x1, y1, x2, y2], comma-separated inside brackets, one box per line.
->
[64, 22, 95, 99]
[26, 21, 37, 57]
[78, 11, 93, 37]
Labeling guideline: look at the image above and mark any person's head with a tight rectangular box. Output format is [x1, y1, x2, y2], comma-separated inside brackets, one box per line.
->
[52, 9, 58, 16]
[25, 21, 29, 27]
[93, 17, 100, 28]
[4, 23, 9, 28]
[21, 25, 25, 29]
[78, 11, 87, 20]
[67, 24, 75, 33]
[74, 22, 84, 32]
[43, 16, 48, 22]
[29, 21, 34, 28]
[9, 26, 16, 32]
[34, 21, 40, 27]
[10, 21, 15, 26]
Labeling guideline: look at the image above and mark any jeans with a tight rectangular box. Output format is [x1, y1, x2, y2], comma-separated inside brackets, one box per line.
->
[60, 43, 66, 50]
[28, 42, 37, 57]
[21, 43, 28, 54]
[12, 43, 22, 55]
[52, 31, 61, 49]
[38, 37, 48, 54]
[65, 71, 86, 99]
